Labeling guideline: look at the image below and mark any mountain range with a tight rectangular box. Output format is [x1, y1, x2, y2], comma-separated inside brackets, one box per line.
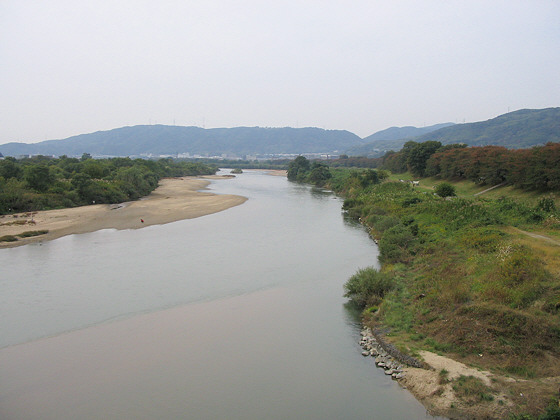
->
[0, 107, 558, 158]
[0, 126, 363, 158]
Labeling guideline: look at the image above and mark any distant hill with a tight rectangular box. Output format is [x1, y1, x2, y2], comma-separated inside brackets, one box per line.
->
[412, 107, 560, 147]
[363, 123, 455, 143]
[2, 108, 557, 159]
[346, 108, 559, 157]
[0, 125, 364, 158]
[347, 123, 454, 156]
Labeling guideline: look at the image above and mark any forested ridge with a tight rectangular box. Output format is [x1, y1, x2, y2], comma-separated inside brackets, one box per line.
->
[0, 155, 217, 214]
[412, 107, 560, 148]
[346, 107, 560, 157]
[0, 125, 363, 157]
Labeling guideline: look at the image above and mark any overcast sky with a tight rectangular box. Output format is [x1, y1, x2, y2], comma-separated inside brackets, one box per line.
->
[1, 1, 559, 144]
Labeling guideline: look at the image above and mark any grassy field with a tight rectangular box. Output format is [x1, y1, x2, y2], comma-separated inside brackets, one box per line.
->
[389, 172, 560, 203]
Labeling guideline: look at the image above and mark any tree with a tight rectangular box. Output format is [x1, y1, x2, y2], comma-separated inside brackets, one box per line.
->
[71, 172, 94, 200]
[435, 182, 456, 198]
[359, 169, 380, 187]
[382, 150, 408, 173]
[308, 162, 331, 185]
[407, 141, 442, 177]
[0, 157, 22, 180]
[24, 164, 54, 192]
[287, 156, 310, 181]
[378, 224, 416, 263]
[82, 160, 108, 179]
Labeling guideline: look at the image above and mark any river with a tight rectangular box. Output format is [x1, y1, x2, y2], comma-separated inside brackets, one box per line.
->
[0, 170, 436, 419]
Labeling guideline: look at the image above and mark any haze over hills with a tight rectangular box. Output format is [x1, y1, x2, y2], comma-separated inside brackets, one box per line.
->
[0, 108, 558, 158]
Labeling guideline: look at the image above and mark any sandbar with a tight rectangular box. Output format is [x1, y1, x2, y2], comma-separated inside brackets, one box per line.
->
[0, 176, 247, 248]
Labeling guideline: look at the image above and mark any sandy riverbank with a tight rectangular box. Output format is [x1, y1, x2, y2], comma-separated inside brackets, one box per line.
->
[0, 175, 247, 248]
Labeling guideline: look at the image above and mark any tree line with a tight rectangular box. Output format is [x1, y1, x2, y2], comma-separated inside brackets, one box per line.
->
[0, 154, 217, 214]
[380, 140, 560, 191]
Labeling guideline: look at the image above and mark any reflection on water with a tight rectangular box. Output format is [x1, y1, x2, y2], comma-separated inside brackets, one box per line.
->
[343, 299, 366, 330]
[0, 170, 436, 419]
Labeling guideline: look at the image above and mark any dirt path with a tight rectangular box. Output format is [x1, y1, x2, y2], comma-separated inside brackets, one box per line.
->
[473, 182, 507, 196]
[511, 227, 560, 246]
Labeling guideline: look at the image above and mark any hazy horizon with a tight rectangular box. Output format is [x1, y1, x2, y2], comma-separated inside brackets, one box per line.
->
[2, 1, 559, 144]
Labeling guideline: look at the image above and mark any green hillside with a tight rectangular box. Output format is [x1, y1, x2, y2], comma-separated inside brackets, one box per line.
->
[350, 108, 560, 157]
[414, 108, 560, 148]
[348, 123, 454, 156]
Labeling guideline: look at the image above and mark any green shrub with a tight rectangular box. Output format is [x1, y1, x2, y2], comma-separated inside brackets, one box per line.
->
[452, 375, 494, 402]
[378, 224, 416, 263]
[439, 368, 450, 384]
[540, 405, 560, 420]
[343, 266, 394, 307]
[402, 196, 422, 207]
[373, 215, 401, 233]
[435, 182, 456, 197]
[0, 235, 18, 242]
[536, 197, 556, 213]
[17, 230, 49, 238]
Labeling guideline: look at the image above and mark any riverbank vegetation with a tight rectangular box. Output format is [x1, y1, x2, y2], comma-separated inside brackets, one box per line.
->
[341, 178, 559, 417]
[289, 148, 560, 418]
[0, 155, 217, 214]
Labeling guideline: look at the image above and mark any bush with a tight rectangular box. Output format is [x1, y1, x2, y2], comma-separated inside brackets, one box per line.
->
[343, 266, 394, 307]
[17, 230, 48, 238]
[371, 215, 401, 233]
[0, 235, 19, 242]
[435, 182, 456, 198]
[536, 197, 556, 213]
[451, 375, 494, 403]
[308, 164, 332, 185]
